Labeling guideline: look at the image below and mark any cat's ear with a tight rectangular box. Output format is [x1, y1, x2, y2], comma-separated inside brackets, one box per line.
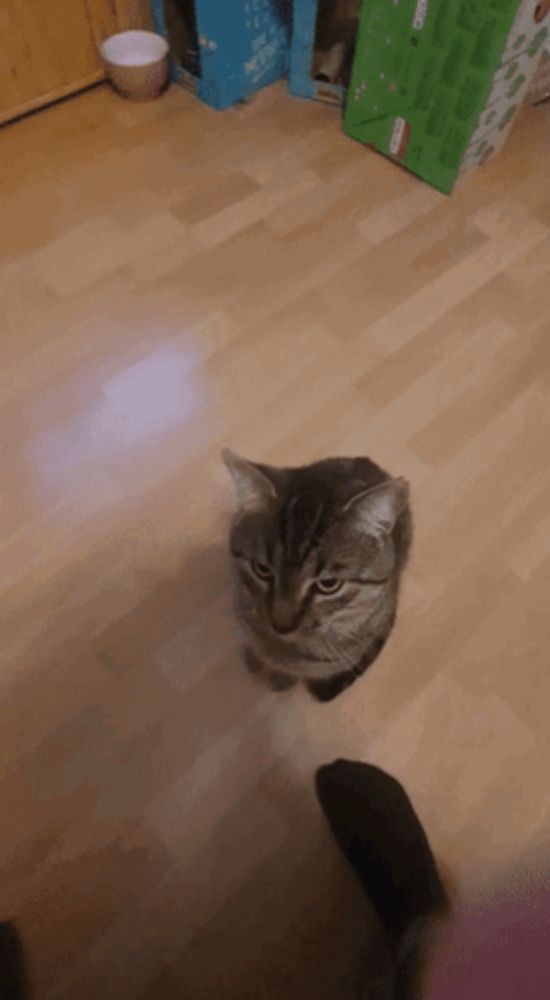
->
[344, 477, 409, 538]
[222, 449, 276, 511]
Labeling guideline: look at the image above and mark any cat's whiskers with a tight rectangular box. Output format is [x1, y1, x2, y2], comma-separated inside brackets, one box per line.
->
[320, 632, 358, 670]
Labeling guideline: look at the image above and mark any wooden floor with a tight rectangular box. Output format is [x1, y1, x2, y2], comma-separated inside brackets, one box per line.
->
[1, 81, 550, 999]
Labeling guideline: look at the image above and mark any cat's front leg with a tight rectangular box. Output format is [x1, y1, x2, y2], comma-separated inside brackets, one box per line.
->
[243, 646, 264, 677]
[267, 671, 297, 692]
[243, 648, 296, 692]
[307, 671, 357, 702]
[307, 637, 388, 702]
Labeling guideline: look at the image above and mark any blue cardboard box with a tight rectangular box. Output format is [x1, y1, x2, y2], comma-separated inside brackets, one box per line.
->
[289, 0, 358, 106]
[152, 0, 291, 110]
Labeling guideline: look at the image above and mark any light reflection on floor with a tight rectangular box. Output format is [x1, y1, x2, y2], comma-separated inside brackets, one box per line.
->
[25, 346, 199, 497]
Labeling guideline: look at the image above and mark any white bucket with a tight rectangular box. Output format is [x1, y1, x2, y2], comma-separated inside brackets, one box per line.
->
[100, 30, 169, 101]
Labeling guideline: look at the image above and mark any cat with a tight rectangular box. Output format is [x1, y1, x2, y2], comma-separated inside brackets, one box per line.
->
[313, 0, 360, 87]
[163, 0, 201, 77]
[223, 451, 412, 702]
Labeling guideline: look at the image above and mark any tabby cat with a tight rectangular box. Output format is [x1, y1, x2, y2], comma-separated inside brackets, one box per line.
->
[224, 451, 412, 702]
[313, 0, 360, 86]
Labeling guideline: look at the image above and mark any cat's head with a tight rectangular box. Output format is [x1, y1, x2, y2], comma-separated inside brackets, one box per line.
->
[223, 450, 409, 644]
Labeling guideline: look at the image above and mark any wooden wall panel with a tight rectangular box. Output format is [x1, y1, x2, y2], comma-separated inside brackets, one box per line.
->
[115, 0, 153, 31]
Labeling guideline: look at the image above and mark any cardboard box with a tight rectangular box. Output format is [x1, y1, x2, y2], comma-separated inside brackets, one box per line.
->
[289, 0, 360, 106]
[344, 0, 550, 193]
[151, 0, 291, 110]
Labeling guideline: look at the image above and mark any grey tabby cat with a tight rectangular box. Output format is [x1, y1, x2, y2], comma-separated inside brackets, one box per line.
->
[313, 0, 360, 87]
[224, 450, 412, 702]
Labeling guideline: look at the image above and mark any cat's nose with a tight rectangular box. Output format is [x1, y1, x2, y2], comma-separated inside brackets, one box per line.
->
[270, 599, 299, 635]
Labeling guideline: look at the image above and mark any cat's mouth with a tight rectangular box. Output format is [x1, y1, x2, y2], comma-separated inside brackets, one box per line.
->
[242, 608, 336, 658]
[268, 619, 323, 644]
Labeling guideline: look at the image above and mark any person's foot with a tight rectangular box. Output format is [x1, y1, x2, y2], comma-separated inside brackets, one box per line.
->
[315, 760, 450, 997]
[0, 922, 28, 999]
[316, 760, 448, 936]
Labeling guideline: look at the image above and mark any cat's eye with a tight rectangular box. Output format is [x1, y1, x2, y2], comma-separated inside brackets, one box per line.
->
[315, 577, 343, 595]
[251, 559, 273, 581]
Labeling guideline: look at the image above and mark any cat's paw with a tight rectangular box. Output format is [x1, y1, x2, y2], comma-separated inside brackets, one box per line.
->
[243, 650, 295, 692]
[243, 648, 264, 675]
[267, 671, 297, 692]
[307, 672, 356, 702]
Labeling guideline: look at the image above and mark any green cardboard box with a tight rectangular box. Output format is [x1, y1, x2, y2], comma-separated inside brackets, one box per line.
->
[343, 0, 550, 193]
[526, 41, 550, 103]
